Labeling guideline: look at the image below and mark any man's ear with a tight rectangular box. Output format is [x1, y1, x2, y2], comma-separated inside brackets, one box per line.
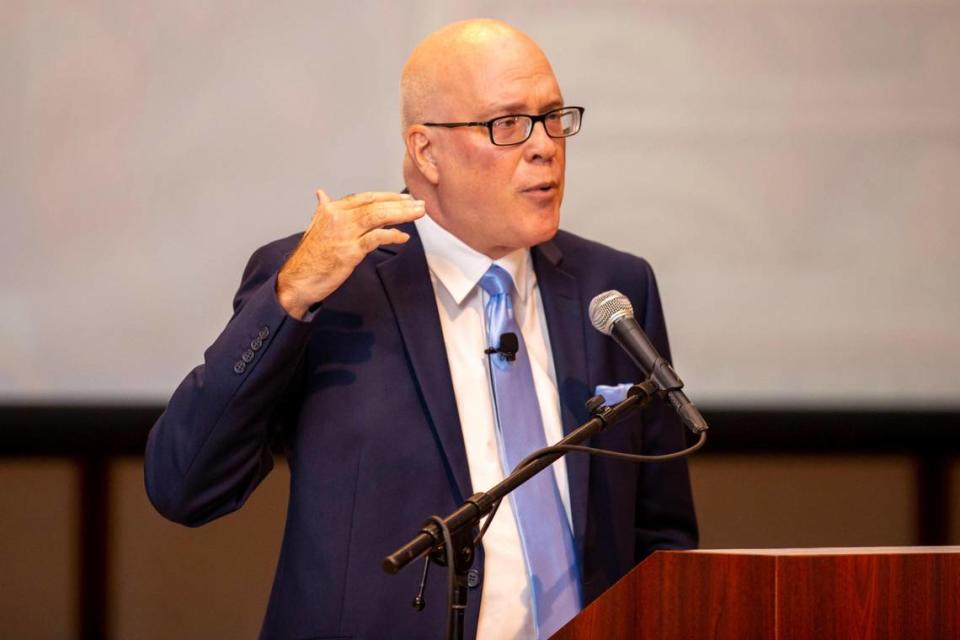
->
[405, 126, 440, 185]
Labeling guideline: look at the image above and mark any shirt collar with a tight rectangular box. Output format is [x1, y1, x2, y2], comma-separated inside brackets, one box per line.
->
[415, 212, 534, 305]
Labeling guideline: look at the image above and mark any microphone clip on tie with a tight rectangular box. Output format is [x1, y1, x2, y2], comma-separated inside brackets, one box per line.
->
[484, 332, 518, 362]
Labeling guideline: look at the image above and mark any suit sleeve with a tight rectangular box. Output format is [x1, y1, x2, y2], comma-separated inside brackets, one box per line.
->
[144, 244, 312, 526]
[631, 259, 699, 558]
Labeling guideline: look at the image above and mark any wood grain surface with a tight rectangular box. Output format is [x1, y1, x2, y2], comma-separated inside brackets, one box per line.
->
[552, 548, 960, 639]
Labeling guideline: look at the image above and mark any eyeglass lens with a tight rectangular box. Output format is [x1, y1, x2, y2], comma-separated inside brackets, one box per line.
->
[491, 108, 581, 145]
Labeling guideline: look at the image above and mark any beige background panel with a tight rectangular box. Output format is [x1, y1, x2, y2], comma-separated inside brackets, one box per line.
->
[0, 460, 78, 640]
[109, 457, 288, 640]
[689, 454, 916, 549]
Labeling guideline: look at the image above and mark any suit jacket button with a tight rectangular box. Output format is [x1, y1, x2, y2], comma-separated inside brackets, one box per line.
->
[258, 326, 270, 340]
[233, 361, 246, 374]
[250, 336, 263, 351]
[467, 568, 481, 589]
[241, 349, 255, 363]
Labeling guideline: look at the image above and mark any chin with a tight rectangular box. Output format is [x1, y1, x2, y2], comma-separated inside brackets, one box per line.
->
[519, 218, 560, 249]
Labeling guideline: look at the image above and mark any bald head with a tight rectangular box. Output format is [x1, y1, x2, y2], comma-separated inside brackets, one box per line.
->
[400, 19, 553, 131]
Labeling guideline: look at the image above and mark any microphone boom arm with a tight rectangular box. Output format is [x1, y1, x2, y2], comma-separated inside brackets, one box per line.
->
[382, 380, 657, 575]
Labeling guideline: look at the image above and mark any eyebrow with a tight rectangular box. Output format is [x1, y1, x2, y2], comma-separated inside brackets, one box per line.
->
[480, 99, 566, 120]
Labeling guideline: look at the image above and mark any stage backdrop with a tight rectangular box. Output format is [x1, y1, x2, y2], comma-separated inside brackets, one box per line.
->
[2, 1, 959, 407]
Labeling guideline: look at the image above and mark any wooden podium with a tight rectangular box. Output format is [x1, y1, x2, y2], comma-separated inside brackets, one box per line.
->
[553, 547, 960, 639]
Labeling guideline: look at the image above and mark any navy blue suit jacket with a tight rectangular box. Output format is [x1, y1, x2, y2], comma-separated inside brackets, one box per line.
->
[145, 223, 697, 639]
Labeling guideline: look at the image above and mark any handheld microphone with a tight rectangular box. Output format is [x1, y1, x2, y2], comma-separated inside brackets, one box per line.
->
[589, 291, 708, 434]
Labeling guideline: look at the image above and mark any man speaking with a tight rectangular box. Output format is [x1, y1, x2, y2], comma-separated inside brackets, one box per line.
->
[146, 18, 697, 640]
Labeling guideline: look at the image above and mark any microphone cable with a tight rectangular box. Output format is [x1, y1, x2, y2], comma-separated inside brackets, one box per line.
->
[473, 421, 707, 546]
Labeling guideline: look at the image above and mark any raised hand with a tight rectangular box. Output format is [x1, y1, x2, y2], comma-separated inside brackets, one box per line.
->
[276, 190, 425, 319]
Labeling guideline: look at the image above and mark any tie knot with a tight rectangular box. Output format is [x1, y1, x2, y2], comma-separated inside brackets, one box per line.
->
[479, 264, 515, 298]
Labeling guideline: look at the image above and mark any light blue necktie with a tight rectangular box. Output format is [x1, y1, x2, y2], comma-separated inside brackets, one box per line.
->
[479, 264, 581, 639]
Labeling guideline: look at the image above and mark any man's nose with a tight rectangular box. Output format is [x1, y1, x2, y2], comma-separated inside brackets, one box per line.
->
[523, 120, 559, 162]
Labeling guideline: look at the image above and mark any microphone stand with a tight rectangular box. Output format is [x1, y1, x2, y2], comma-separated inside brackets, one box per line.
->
[382, 379, 659, 640]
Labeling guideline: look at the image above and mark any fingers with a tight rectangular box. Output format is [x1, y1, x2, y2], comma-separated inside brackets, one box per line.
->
[359, 227, 412, 253]
[340, 191, 413, 209]
[355, 199, 425, 231]
[307, 187, 424, 243]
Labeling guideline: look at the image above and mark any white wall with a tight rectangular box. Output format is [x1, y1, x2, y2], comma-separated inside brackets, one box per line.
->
[2, 1, 958, 406]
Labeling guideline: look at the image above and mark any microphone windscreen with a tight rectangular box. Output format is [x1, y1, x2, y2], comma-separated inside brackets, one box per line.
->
[589, 290, 634, 335]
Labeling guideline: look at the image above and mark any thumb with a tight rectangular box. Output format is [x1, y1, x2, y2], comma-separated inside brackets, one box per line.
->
[316, 188, 332, 207]
[306, 188, 332, 235]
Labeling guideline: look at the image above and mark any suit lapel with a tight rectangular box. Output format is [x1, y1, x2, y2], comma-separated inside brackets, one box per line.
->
[375, 226, 591, 547]
[532, 239, 591, 561]
[376, 223, 473, 502]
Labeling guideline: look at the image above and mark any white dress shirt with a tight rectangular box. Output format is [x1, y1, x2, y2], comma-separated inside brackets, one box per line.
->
[414, 213, 573, 640]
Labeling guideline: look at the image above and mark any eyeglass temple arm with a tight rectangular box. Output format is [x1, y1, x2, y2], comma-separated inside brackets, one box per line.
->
[422, 122, 488, 128]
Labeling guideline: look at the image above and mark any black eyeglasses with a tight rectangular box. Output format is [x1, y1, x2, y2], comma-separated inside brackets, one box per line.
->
[423, 106, 585, 146]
